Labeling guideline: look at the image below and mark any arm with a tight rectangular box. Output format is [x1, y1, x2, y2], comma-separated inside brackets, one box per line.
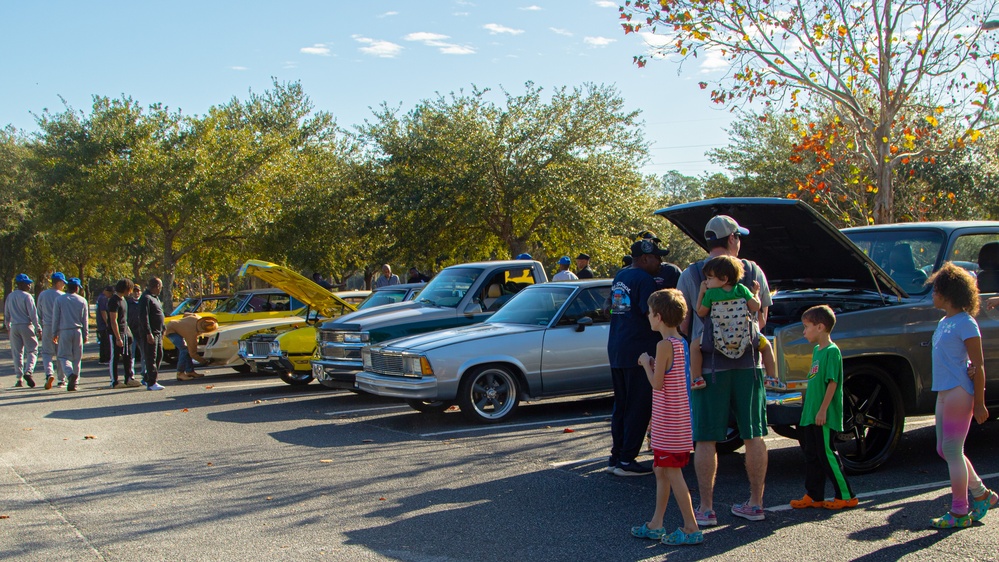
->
[746, 281, 762, 313]
[109, 310, 122, 346]
[966, 336, 989, 424]
[51, 302, 61, 343]
[695, 281, 710, 317]
[187, 337, 206, 363]
[639, 340, 674, 391]
[814, 380, 838, 426]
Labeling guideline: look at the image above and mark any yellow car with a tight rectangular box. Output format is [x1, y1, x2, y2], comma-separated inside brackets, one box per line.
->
[240, 283, 422, 385]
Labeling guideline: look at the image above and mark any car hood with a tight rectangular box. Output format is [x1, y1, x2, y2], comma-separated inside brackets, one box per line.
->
[320, 300, 454, 331]
[655, 198, 905, 296]
[375, 323, 542, 352]
[211, 317, 309, 342]
[238, 260, 356, 318]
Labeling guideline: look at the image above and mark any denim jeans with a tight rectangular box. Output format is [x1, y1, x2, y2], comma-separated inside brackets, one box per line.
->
[166, 333, 192, 372]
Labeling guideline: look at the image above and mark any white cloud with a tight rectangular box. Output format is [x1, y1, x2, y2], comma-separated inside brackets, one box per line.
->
[483, 23, 525, 35]
[584, 36, 616, 46]
[520, 5, 542, 10]
[353, 35, 404, 58]
[594, 0, 617, 6]
[378, 11, 398, 17]
[404, 31, 476, 55]
[698, 46, 730, 73]
[300, 43, 331, 56]
[550, 27, 573, 36]
[230, 66, 248, 71]
[405, 32, 450, 42]
[453, 11, 470, 16]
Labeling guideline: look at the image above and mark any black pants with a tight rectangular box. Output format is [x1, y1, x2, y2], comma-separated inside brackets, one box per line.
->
[801, 424, 854, 501]
[142, 334, 163, 386]
[610, 366, 653, 464]
[110, 333, 135, 385]
[97, 328, 110, 363]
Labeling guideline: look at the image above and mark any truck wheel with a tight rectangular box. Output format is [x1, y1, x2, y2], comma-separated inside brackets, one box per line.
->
[280, 371, 314, 386]
[837, 364, 905, 474]
[457, 365, 520, 423]
[406, 400, 453, 414]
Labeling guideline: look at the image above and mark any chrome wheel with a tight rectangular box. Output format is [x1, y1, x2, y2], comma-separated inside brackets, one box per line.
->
[458, 366, 520, 423]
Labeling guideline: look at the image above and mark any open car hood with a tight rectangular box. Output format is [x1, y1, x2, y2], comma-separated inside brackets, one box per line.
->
[655, 198, 906, 296]
[237, 260, 357, 318]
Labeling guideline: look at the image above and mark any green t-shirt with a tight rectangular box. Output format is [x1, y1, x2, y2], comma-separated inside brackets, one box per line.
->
[701, 283, 754, 309]
[799, 342, 844, 432]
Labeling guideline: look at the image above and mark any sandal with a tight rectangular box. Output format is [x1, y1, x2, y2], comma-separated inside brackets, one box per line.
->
[823, 497, 859, 510]
[631, 523, 667, 540]
[662, 527, 703, 546]
[930, 512, 972, 529]
[971, 489, 999, 521]
[690, 378, 707, 391]
[789, 494, 824, 509]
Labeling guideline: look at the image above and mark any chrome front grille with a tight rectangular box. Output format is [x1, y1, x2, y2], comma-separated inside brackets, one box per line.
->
[250, 341, 271, 357]
[367, 350, 406, 376]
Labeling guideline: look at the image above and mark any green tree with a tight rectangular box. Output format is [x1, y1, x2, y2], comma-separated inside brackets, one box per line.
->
[0, 126, 37, 297]
[621, 0, 999, 223]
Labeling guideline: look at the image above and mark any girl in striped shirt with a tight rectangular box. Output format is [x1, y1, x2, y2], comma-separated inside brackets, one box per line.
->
[632, 289, 702, 546]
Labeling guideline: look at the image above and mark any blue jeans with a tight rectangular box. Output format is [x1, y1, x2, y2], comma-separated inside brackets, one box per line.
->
[166, 333, 193, 372]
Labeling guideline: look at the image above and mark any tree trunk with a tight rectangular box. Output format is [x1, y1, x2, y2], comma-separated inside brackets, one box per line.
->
[873, 160, 894, 225]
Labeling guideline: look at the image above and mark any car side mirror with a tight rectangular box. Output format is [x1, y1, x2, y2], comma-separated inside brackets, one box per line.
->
[463, 302, 484, 316]
[575, 316, 594, 332]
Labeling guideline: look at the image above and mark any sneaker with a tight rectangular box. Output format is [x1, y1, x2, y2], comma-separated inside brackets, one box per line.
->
[56, 380, 67, 388]
[66, 375, 78, 392]
[112, 382, 124, 389]
[147, 383, 164, 391]
[691, 377, 707, 390]
[971, 489, 998, 521]
[790, 494, 824, 509]
[823, 497, 859, 510]
[188, 371, 205, 378]
[731, 502, 765, 521]
[694, 508, 717, 527]
[931, 512, 972, 529]
[23, 375, 36, 388]
[604, 457, 619, 474]
[44, 376, 56, 390]
[177, 372, 196, 381]
[613, 460, 653, 476]
[13, 380, 23, 388]
[124, 379, 142, 388]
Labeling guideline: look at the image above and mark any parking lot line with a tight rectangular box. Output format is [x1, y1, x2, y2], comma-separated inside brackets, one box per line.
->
[419, 415, 607, 437]
[767, 471, 999, 512]
[324, 405, 411, 416]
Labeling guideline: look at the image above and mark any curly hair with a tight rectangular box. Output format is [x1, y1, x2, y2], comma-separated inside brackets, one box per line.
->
[927, 262, 980, 316]
[647, 288, 687, 328]
[702, 255, 744, 285]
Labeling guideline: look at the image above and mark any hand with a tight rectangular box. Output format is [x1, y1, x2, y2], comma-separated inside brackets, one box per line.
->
[115, 336, 123, 348]
[699, 280, 708, 291]
[751, 280, 761, 296]
[815, 410, 827, 426]
[83, 336, 88, 344]
[975, 404, 990, 425]
[53, 336, 59, 345]
[638, 352, 651, 368]
[146, 334, 154, 344]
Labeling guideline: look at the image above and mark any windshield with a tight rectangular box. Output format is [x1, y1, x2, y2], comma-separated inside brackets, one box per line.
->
[214, 294, 247, 313]
[844, 228, 945, 295]
[357, 288, 420, 310]
[418, 268, 483, 308]
[487, 286, 574, 326]
[170, 298, 197, 316]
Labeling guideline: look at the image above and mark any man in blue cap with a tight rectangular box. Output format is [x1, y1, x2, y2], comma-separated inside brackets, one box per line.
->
[552, 256, 578, 281]
[52, 277, 89, 391]
[37, 272, 68, 389]
[4, 273, 41, 387]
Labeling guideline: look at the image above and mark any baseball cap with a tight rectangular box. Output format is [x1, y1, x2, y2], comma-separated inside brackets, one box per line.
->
[576, 253, 590, 260]
[630, 238, 669, 258]
[67, 277, 82, 288]
[637, 230, 661, 243]
[516, 253, 533, 260]
[558, 256, 571, 266]
[51, 272, 67, 283]
[704, 215, 750, 241]
[15, 273, 32, 284]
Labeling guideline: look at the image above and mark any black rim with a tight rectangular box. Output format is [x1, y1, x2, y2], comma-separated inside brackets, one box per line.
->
[837, 368, 903, 473]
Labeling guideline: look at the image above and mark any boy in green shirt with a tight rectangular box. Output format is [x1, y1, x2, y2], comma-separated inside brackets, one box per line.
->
[790, 305, 858, 510]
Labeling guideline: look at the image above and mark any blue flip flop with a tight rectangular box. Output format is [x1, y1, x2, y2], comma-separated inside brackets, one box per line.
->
[663, 527, 704, 546]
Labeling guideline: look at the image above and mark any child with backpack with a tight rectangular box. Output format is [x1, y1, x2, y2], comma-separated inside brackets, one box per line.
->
[690, 255, 761, 390]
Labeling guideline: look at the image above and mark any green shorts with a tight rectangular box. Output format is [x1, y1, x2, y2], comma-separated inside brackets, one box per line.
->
[692, 368, 768, 442]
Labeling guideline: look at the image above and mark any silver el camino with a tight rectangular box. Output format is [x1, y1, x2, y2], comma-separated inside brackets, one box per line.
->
[355, 280, 612, 422]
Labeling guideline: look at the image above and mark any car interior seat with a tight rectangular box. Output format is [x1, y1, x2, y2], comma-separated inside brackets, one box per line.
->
[483, 283, 502, 310]
[977, 242, 999, 293]
[888, 243, 929, 294]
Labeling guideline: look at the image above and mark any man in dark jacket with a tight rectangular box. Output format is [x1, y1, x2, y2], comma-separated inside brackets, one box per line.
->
[137, 277, 165, 390]
[127, 285, 144, 379]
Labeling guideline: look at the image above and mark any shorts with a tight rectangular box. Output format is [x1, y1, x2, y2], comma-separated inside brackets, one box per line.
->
[692, 367, 768, 442]
[653, 450, 691, 468]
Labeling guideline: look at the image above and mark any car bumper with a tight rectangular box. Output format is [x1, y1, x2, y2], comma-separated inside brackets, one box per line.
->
[311, 359, 362, 389]
[765, 391, 804, 426]
[354, 371, 439, 398]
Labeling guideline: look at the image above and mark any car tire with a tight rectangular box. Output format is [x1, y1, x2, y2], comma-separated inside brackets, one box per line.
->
[406, 400, 453, 414]
[836, 364, 905, 474]
[457, 365, 520, 423]
[279, 371, 314, 386]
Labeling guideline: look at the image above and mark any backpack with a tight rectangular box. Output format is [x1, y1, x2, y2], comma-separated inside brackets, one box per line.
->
[690, 258, 760, 360]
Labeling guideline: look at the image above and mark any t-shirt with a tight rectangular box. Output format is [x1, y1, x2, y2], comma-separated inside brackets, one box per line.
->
[800, 343, 844, 431]
[931, 312, 981, 395]
[654, 263, 682, 290]
[607, 266, 660, 368]
[96, 293, 109, 331]
[552, 270, 578, 282]
[678, 256, 772, 343]
[106, 294, 131, 338]
[650, 337, 693, 453]
[701, 283, 754, 309]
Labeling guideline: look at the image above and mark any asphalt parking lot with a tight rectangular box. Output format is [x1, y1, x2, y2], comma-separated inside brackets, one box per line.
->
[2, 341, 998, 561]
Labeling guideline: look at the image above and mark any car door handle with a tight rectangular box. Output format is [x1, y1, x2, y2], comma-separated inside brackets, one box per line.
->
[920, 341, 930, 347]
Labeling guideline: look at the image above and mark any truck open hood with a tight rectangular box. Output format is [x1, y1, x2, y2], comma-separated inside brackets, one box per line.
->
[237, 260, 356, 318]
[655, 198, 906, 297]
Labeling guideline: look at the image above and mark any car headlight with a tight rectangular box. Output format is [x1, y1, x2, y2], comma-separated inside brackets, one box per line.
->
[404, 354, 433, 376]
[362, 348, 372, 369]
[238, 340, 247, 353]
[343, 332, 370, 344]
[269, 340, 282, 355]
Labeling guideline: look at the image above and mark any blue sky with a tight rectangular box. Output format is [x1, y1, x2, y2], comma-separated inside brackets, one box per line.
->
[0, 0, 738, 177]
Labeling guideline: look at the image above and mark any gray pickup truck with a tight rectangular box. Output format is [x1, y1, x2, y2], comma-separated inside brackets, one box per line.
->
[657, 198, 999, 473]
[311, 260, 549, 390]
